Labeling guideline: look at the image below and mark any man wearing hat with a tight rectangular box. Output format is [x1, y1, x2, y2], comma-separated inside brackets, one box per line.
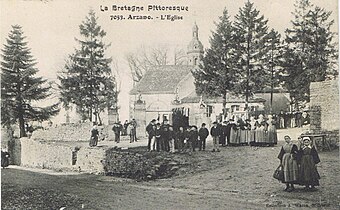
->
[198, 123, 209, 151]
[146, 119, 157, 151]
[112, 121, 123, 143]
[210, 122, 221, 152]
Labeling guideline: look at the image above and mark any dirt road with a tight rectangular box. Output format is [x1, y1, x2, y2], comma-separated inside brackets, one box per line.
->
[2, 128, 340, 209]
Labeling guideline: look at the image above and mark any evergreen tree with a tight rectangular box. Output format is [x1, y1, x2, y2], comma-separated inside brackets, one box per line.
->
[192, 9, 237, 111]
[1, 25, 59, 137]
[58, 10, 117, 124]
[263, 29, 283, 112]
[232, 1, 270, 107]
[282, 0, 337, 105]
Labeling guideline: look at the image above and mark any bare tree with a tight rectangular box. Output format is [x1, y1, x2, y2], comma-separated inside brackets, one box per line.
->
[174, 47, 188, 65]
[126, 45, 187, 83]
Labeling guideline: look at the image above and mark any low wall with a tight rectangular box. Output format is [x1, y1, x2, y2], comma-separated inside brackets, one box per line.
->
[8, 138, 21, 165]
[21, 138, 73, 169]
[76, 147, 106, 173]
[31, 123, 111, 142]
[20, 138, 106, 173]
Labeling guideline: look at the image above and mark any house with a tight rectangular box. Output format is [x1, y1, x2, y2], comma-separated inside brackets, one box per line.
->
[129, 23, 267, 135]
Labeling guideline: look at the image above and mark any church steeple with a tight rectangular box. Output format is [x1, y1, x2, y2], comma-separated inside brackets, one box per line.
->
[193, 22, 199, 38]
[187, 22, 203, 66]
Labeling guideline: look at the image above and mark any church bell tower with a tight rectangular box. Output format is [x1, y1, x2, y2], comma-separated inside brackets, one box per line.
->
[187, 22, 204, 66]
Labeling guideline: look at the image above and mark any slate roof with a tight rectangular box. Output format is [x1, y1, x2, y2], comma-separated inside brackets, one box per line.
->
[254, 92, 290, 113]
[130, 65, 193, 95]
[181, 91, 266, 104]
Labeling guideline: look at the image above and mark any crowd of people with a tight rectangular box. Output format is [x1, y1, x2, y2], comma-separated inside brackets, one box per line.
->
[276, 110, 310, 129]
[144, 114, 279, 153]
[88, 112, 286, 151]
[277, 136, 321, 192]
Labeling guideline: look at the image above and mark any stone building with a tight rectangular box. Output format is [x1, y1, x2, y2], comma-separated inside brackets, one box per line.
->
[129, 23, 266, 135]
[309, 78, 339, 132]
[308, 78, 339, 148]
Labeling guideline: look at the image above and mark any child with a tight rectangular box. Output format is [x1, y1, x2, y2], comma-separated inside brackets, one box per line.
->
[298, 137, 321, 191]
[169, 126, 175, 153]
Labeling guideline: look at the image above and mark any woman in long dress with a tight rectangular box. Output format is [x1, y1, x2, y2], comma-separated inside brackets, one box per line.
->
[229, 119, 238, 145]
[298, 137, 321, 191]
[267, 115, 278, 146]
[249, 117, 256, 146]
[277, 135, 299, 192]
[89, 125, 99, 147]
[238, 116, 248, 145]
[255, 115, 267, 145]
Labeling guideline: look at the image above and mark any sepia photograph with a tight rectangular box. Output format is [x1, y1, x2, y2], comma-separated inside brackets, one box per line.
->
[1, 0, 339, 209]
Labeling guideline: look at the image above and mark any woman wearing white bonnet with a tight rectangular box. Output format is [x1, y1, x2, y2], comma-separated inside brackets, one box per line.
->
[298, 136, 321, 191]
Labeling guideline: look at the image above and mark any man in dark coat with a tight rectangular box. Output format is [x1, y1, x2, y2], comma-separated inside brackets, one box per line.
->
[210, 122, 220, 152]
[123, 120, 129, 135]
[130, 119, 138, 141]
[220, 121, 228, 147]
[198, 123, 209, 151]
[176, 127, 186, 152]
[1, 150, 10, 168]
[155, 123, 162, 151]
[190, 126, 199, 152]
[161, 120, 170, 152]
[112, 121, 123, 143]
[183, 127, 192, 153]
[146, 119, 156, 151]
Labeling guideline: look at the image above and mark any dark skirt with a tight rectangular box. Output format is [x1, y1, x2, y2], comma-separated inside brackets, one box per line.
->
[267, 126, 277, 144]
[299, 155, 320, 186]
[89, 136, 98, 147]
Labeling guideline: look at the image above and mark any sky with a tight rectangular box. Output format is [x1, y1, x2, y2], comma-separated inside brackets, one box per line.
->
[0, 0, 338, 121]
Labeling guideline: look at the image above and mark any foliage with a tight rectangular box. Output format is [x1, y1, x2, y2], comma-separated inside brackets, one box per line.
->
[192, 8, 237, 105]
[58, 10, 117, 123]
[232, 1, 271, 103]
[1, 25, 59, 137]
[282, 0, 337, 104]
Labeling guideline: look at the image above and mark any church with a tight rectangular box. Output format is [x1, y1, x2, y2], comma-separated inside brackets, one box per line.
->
[129, 23, 279, 136]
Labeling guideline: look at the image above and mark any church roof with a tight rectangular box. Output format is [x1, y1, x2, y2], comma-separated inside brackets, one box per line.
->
[181, 91, 266, 104]
[130, 65, 193, 95]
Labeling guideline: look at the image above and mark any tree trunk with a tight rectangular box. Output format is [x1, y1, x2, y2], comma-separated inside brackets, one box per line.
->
[222, 92, 227, 117]
[18, 112, 26, 138]
[97, 111, 102, 126]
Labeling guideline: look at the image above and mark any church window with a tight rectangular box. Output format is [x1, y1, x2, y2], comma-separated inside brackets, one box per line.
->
[194, 57, 198, 65]
[231, 105, 240, 112]
[206, 105, 213, 117]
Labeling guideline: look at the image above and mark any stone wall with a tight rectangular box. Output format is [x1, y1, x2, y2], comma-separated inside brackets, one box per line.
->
[309, 79, 339, 148]
[20, 138, 106, 173]
[310, 79, 339, 131]
[21, 138, 73, 169]
[8, 138, 21, 165]
[31, 123, 112, 142]
[76, 147, 106, 173]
